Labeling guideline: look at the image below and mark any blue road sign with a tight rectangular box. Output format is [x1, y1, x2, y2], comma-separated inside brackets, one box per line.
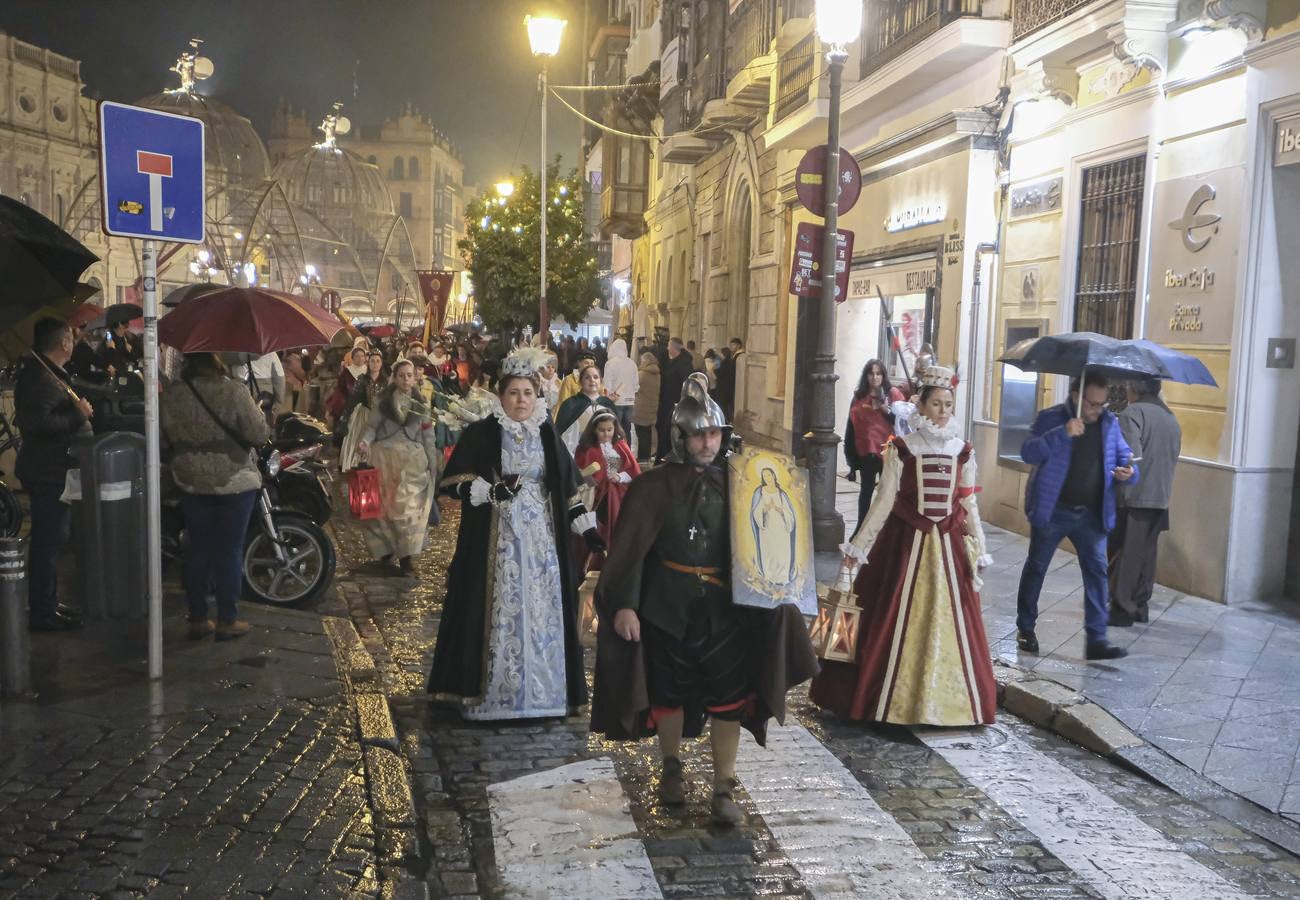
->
[99, 101, 205, 243]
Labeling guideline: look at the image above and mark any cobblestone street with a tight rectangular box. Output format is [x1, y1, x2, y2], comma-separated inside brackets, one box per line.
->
[328, 500, 1300, 900]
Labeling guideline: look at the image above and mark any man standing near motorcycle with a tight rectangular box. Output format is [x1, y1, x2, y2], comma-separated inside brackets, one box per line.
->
[15, 318, 92, 632]
[161, 353, 270, 640]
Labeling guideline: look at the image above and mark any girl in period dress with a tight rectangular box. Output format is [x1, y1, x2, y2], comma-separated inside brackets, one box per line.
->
[810, 365, 996, 727]
[428, 350, 605, 721]
[573, 411, 641, 569]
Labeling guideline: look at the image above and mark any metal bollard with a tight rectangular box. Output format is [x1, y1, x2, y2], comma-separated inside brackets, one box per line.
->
[0, 536, 29, 695]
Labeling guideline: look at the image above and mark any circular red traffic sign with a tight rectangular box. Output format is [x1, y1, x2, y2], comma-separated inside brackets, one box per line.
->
[795, 146, 862, 218]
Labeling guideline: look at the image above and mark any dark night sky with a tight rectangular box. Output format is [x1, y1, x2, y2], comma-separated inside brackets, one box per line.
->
[2, 0, 588, 186]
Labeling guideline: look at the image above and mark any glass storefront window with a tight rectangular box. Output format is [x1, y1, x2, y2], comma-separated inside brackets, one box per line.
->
[997, 319, 1047, 468]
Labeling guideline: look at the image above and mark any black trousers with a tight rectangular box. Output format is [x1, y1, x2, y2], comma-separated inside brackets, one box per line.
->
[1108, 507, 1168, 618]
[854, 454, 885, 529]
[27, 481, 71, 621]
[654, 407, 673, 462]
[634, 424, 654, 462]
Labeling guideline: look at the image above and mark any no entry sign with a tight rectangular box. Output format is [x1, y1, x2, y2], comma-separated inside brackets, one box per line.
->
[795, 146, 862, 218]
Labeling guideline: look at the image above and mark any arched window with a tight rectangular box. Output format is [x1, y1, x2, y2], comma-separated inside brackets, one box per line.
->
[408, 156, 420, 179]
[392, 157, 404, 180]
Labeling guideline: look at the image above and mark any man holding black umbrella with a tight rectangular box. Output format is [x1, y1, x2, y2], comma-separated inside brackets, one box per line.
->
[1015, 372, 1137, 660]
[15, 318, 93, 631]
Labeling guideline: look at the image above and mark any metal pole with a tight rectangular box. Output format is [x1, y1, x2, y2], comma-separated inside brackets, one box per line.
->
[142, 240, 163, 680]
[808, 48, 848, 552]
[0, 537, 29, 695]
[539, 60, 550, 337]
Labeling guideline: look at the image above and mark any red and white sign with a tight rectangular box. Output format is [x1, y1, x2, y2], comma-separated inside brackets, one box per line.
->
[136, 150, 174, 233]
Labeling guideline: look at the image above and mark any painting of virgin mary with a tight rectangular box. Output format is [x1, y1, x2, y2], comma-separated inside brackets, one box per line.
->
[750, 466, 797, 585]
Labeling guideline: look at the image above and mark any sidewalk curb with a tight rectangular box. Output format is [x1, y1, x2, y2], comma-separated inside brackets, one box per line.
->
[321, 616, 421, 881]
[993, 660, 1300, 858]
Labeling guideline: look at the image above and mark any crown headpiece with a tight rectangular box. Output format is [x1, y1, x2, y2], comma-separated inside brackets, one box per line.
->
[918, 364, 959, 391]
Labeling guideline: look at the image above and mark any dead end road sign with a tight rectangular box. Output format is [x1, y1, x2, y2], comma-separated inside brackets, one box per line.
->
[99, 100, 205, 244]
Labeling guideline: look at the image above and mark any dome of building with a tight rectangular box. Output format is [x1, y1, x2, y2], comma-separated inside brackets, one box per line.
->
[135, 90, 270, 185]
[269, 144, 394, 220]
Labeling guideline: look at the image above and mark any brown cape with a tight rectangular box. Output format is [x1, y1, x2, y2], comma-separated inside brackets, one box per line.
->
[589, 462, 820, 745]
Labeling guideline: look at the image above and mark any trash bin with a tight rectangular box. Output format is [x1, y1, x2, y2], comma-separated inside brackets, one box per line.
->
[70, 432, 147, 621]
[0, 536, 28, 695]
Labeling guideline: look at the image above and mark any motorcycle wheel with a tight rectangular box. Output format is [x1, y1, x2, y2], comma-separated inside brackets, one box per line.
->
[0, 482, 22, 537]
[242, 510, 336, 607]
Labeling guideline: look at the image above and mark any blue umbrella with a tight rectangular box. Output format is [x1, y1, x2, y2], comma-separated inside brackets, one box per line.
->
[1128, 339, 1217, 387]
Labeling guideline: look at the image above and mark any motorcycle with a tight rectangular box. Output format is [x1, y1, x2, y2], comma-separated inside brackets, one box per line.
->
[266, 412, 334, 526]
[161, 423, 337, 608]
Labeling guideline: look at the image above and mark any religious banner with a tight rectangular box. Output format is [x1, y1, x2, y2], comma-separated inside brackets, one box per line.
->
[416, 269, 455, 335]
[728, 446, 817, 615]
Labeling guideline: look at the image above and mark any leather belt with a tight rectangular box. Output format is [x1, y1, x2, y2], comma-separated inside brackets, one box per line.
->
[661, 560, 728, 588]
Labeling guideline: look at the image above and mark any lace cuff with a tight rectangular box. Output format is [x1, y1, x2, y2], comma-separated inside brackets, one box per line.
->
[571, 511, 597, 534]
[468, 478, 492, 507]
[840, 542, 869, 564]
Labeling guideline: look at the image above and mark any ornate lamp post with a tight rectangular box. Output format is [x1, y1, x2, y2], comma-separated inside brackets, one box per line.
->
[808, 0, 863, 551]
[526, 13, 566, 337]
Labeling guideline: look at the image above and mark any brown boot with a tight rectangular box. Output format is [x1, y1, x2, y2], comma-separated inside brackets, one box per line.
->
[186, 619, 215, 640]
[658, 756, 686, 806]
[215, 619, 251, 641]
[710, 778, 744, 826]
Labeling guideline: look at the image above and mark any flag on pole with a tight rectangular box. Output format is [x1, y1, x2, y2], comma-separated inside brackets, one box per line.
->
[416, 270, 454, 344]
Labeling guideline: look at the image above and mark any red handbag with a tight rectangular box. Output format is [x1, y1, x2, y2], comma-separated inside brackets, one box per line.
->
[347, 465, 383, 520]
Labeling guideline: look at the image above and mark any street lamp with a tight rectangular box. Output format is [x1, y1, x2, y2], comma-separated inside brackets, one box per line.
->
[526, 12, 565, 335]
[496, 180, 515, 198]
[808, 0, 862, 552]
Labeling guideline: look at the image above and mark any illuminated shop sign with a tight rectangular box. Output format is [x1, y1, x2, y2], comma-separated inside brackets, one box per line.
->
[883, 203, 945, 233]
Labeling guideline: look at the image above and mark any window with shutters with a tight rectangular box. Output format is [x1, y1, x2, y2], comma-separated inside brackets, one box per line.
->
[1073, 155, 1145, 338]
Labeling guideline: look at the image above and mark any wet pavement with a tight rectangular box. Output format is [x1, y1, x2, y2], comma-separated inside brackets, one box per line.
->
[331, 494, 1300, 899]
[0, 600, 386, 898]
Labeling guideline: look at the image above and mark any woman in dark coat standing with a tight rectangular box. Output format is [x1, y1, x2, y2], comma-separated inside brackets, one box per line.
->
[429, 349, 605, 720]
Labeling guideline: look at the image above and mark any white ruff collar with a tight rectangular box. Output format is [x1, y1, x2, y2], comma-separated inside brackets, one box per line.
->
[493, 397, 549, 437]
[908, 411, 961, 442]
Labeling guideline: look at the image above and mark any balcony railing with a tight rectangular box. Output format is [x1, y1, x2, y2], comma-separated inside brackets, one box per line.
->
[1011, 0, 1093, 41]
[862, 0, 984, 75]
[774, 31, 818, 123]
[727, 0, 779, 83]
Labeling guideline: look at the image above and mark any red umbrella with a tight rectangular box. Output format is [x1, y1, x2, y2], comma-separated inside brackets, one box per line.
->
[365, 324, 396, 338]
[159, 286, 343, 354]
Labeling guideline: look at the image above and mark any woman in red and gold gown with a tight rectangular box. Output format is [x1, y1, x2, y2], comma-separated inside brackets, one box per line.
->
[810, 366, 996, 726]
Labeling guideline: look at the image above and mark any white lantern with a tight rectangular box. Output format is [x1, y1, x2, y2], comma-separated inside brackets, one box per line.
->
[815, 0, 863, 48]
[526, 15, 566, 58]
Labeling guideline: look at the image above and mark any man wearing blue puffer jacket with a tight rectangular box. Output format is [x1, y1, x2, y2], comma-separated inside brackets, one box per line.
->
[1015, 372, 1138, 660]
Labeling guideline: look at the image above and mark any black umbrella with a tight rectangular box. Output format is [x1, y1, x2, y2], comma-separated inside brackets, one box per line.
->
[162, 282, 224, 308]
[101, 303, 143, 328]
[0, 195, 98, 312]
[999, 332, 1166, 382]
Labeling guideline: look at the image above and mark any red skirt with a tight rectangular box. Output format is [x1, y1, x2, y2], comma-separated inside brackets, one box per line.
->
[810, 515, 996, 726]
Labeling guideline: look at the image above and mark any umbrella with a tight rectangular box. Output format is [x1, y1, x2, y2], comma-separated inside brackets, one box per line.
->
[0, 287, 101, 364]
[999, 332, 1166, 382]
[158, 286, 344, 355]
[0, 195, 98, 316]
[364, 324, 396, 338]
[1128, 339, 1217, 387]
[162, 282, 223, 308]
[102, 303, 142, 328]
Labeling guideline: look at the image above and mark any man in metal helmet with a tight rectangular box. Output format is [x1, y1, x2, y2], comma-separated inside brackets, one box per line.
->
[592, 373, 818, 826]
[667, 372, 731, 464]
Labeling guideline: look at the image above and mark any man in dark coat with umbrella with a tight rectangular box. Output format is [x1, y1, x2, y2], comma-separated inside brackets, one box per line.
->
[591, 373, 818, 826]
[15, 318, 93, 631]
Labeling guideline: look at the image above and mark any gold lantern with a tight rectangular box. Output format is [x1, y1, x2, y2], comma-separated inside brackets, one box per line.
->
[578, 570, 600, 647]
[810, 565, 860, 662]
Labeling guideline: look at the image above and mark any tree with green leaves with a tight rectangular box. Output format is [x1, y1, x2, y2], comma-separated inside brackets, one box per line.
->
[458, 160, 602, 336]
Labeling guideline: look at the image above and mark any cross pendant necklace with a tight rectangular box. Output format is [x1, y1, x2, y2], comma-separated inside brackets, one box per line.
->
[688, 525, 699, 541]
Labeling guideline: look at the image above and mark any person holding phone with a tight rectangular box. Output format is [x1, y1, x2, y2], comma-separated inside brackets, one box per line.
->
[1015, 372, 1139, 660]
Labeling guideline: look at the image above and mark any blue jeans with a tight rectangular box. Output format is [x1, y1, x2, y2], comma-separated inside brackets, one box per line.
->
[181, 490, 258, 624]
[1016, 504, 1111, 644]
